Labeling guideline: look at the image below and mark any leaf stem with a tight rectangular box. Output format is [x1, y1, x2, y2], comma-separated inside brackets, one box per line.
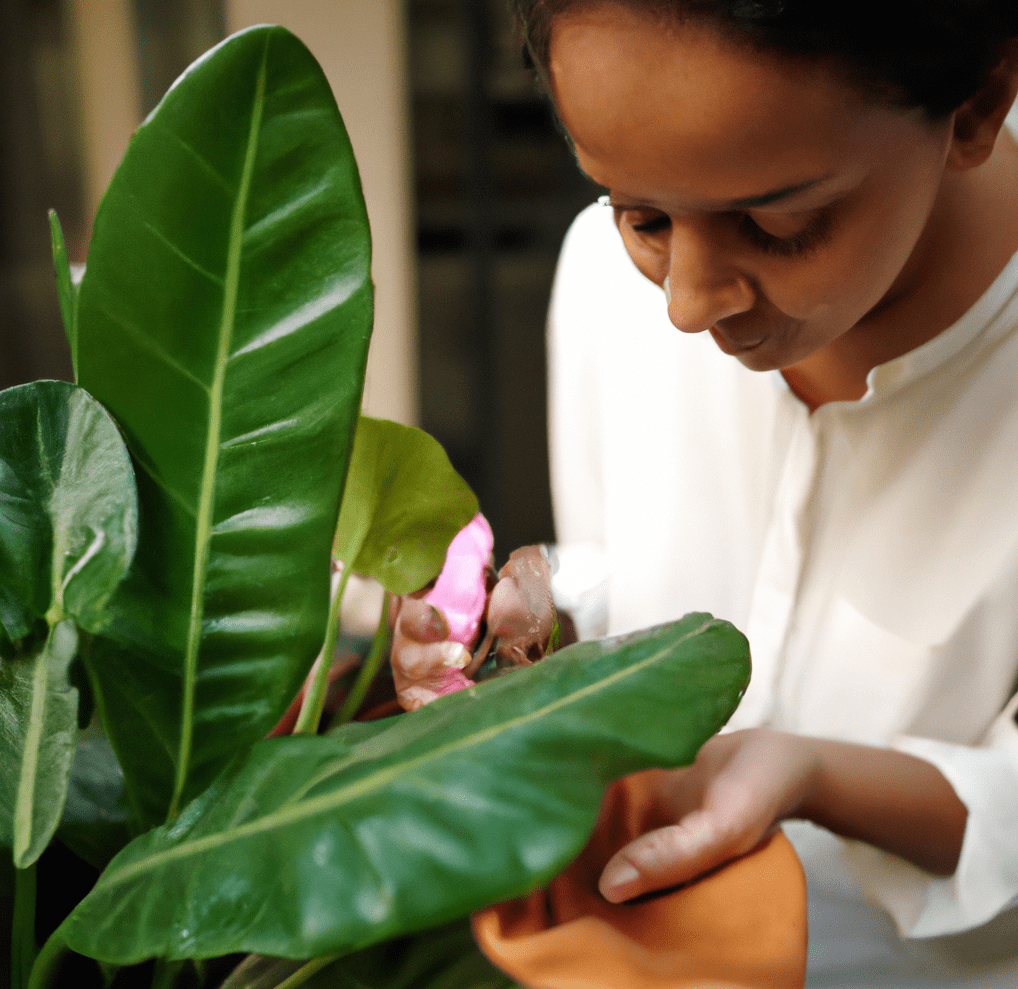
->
[272, 954, 340, 989]
[12, 864, 37, 989]
[294, 564, 352, 735]
[25, 921, 70, 989]
[335, 594, 390, 726]
[150, 958, 185, 989]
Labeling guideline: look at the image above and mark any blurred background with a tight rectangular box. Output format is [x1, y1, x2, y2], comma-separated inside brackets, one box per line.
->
[0, 0, 596, 558]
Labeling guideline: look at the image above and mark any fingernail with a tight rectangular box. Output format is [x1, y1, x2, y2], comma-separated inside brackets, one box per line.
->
[601, 862, 639, 901]
[426, 605, 450, 639]
[439, 641, 470, 669]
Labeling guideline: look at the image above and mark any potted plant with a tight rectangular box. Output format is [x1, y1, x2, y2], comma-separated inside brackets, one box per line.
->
[0, 26, 756, 989]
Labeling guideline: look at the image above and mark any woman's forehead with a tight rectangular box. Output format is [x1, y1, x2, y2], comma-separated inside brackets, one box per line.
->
[548, 6, 922, 203]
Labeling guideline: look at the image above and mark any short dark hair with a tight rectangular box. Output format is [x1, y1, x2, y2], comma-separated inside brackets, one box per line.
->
[512, 0, 1018, 117]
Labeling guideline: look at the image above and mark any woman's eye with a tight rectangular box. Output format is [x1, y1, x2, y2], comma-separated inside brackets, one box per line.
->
[603, 198, 671, 235]
[631, 213, 671, 234]
[736, 207, 835, 258]
[602, 195, 836, 258]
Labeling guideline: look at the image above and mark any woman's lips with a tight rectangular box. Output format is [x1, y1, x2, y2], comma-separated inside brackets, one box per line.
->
[709, 325, 765, 355]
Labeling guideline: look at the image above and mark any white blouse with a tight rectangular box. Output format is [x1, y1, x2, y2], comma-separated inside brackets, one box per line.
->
[547, 202, 1018, 984]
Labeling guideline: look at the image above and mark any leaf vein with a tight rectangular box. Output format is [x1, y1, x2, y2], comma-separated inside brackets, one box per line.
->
[141, 222, 225, 286]
[95, 305, 211, 394]
[160, 125, 234, 194]
[133, 458, 197, 519]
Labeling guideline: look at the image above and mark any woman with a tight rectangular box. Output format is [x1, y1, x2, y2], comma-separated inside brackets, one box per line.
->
[402, 2, 1018, 983]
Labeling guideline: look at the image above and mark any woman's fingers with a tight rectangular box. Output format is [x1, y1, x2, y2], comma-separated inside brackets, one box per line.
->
[395, 596, 450, 643]
[391, 596, 474, 710]
[597, 729, 818, 902]
[598, 807, 753, 902]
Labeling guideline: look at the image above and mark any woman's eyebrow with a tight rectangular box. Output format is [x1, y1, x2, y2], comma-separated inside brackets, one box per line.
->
[724, 177, 832, 210]
[591, 174, 838, 212]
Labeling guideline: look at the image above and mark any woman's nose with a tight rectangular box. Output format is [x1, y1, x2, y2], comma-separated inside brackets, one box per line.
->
[664, 225, 753, 335]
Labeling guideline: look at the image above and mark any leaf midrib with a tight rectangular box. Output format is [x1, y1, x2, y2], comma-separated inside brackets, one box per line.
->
[169, 36, 270, 822]
[84, 618, 721, 889]
[12, 625, 53, 864]
[13, 407, 65, 863]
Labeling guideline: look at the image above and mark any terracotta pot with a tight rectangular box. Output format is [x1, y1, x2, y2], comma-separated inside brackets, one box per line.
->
[472, 769, 807, 989]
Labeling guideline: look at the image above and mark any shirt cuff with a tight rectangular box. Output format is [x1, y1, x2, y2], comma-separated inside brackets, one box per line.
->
[548, 542, 609, 641]
[842, 692, 1018, 938]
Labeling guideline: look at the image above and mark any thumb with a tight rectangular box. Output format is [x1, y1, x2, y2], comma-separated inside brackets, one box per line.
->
[396, 596, 451, 643]
[598, 809, 733, 903]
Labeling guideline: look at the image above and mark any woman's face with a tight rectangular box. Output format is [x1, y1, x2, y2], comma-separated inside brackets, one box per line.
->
[547, 6, 956, 372]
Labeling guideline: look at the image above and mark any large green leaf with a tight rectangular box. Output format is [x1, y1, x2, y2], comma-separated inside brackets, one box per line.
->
[334, 416, 479, 595]
[0, 381, 137, 867]
[74, 26, 373, 825]
[61, 614, 749, 963]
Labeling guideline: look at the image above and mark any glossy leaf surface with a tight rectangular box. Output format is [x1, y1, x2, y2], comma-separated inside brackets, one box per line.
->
[334, 416, 479, 594]
[74, 26, 373, 825]
[63, 614, 749, 962]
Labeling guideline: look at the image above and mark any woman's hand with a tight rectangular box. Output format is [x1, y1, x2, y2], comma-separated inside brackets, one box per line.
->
[599, 727, 969, 903]
[389, 531, 558, 711]
[390, 594, 475, 710]
[599, 728, 818, 902]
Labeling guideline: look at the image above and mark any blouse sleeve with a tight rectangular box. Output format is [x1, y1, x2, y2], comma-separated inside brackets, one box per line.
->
[547, 204, 608, 552]
[843, 690, 1018, 938]
[545, 206, 613, 641]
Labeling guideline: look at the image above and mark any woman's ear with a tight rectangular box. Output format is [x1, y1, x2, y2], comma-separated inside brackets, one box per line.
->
[948, 39, 1018, 171]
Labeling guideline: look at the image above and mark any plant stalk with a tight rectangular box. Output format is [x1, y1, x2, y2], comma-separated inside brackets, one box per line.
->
[12, 864, 37, 989]
[25, 923, 68, 989]
[335, 593, 390, 726]
[293, 564, 351, 734]
[272, 954, 340, 989]
[150, 958, 185, 989]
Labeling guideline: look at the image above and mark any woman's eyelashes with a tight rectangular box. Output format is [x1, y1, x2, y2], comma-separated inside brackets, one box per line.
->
[736, 207, 836, 258]
[629, 212, 671, 234]
[615, 204, 836, 258]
